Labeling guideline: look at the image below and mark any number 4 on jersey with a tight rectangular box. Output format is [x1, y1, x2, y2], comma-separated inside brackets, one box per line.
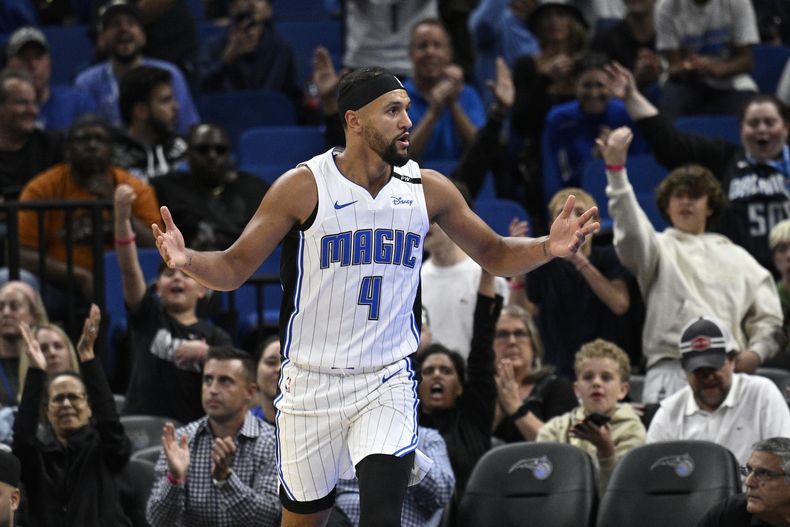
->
[358, 276, 383, 320]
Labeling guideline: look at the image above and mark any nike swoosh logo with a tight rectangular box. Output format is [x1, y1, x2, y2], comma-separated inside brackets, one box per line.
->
[382, 369, 402, 384]
[334, 200, 358, 210]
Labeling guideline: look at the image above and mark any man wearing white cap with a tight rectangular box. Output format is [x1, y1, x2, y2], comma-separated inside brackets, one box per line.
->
[5, 26, 95, 131]
[646, 316, 790, 463]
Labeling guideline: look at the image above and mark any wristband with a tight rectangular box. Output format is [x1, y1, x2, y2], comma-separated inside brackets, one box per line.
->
[509, 281, 525, 290]
[511, 402, 531, 420]
[605, 164, 625, 171]
[115, 234, 136, 246]
[167, 471, 185, 486]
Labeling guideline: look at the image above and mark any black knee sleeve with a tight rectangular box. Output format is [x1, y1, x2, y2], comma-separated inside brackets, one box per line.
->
[356, 452, 415, 527]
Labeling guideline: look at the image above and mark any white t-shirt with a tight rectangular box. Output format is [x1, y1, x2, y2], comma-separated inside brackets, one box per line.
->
[343, 0, 438, 77]
[646, 373, 790, 464]
[421, 256, 508, 360]
[655, 0, 759, 91]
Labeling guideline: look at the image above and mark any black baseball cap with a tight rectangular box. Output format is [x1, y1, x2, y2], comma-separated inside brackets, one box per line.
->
[99, 0, 143, 30]
[678, 316, 733, 372]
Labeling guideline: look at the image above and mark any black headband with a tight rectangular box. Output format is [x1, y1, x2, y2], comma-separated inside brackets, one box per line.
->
[337, 73, 406, 116]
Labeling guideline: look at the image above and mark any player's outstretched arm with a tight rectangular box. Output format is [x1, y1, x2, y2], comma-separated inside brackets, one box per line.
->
[151, 167, 317, 291]
[425, 169, 599, 277]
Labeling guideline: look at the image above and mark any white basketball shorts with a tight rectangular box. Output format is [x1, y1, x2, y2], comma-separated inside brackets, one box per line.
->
[275, 356, 424, 502]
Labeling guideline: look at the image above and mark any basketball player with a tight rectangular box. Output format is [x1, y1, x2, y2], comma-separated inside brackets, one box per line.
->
[152, 67, 599, 527]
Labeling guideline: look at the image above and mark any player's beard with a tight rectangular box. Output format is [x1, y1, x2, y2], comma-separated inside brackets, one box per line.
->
[365, 126, 409, 167]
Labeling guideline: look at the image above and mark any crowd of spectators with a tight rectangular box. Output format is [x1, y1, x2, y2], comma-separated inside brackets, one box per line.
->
[0, 0, 789, 524]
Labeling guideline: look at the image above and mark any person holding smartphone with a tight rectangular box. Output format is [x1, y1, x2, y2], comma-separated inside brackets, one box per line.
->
[537, 339, 645, 491]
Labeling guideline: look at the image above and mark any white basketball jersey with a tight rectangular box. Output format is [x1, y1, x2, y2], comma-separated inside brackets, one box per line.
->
[280, 148, 429, 371]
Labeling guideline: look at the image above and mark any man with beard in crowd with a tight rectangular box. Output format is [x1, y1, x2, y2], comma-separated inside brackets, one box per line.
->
[151, 123, 268, 249]
[74, 0, 198, 135]
[113, 65, 187, 181]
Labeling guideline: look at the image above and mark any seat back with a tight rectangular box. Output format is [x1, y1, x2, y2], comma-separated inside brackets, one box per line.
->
[121, 415, 181, 452]
[457, 442, 598, 527]
[675, 115, 740, 145]
[628, 374, 645, 403]
[581, 155, 668, 232]
[752, 44, 790, 94]
[237, 126, 325, 166]
[273, 20, 343, 81]
[131, 445, 164, 465]
[597, 440, 741, 527]
[41, 25, 93, 84]
[196, 91, 297, 146]
[756, 367, 790, 396]
[116, 458, 156, 527]
[473, 198, 531, 237]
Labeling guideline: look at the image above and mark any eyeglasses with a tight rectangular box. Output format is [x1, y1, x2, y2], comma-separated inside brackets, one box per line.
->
[192, 144, 229, 155]
[739, 465, 786, 482]
[494, 330, 530, 341]
[49, 392, 86, 406]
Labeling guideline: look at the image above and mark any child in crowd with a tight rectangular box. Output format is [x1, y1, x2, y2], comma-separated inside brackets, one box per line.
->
[537, 339, 645, 490]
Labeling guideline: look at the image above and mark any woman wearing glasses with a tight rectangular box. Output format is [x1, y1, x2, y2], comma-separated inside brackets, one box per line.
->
[491, 304, 577, 443]
[12, 304, 132, 526]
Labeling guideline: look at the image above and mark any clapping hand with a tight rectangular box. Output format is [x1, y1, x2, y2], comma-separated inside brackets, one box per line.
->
[17, 321, 46, 371]
[76, 304, 101, 362]
[211, 436, 237, 481]
[162, 422, 190, 482]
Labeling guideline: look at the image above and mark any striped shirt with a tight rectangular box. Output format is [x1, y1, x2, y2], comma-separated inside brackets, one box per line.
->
[146, 413, 280, 527]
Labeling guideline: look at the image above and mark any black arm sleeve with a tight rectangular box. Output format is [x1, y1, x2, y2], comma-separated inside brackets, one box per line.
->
[81, 358, 132, 473]
[635, 114, 738, 177]
[451, 111, 506, 199]
[463, 293, 504, 434]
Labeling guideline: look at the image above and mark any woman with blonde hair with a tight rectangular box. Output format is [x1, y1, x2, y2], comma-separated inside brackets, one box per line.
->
[0, 281, 48, 405]
[492, 304, 577, 442]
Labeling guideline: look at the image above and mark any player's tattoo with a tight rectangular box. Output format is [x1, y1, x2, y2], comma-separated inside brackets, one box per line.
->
[186, 250, 193, 268]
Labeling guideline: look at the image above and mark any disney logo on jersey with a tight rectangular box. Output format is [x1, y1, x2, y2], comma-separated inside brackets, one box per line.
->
[391, 196, 414, 206]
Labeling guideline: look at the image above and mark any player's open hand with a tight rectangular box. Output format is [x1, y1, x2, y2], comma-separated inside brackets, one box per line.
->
[547, 195, 599, 258]
[153, 206, 187, 269]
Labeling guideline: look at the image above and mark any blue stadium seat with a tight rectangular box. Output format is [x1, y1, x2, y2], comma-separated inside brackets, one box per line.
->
[581, 155, 668, 232]
[238, 125, 325, 166]
[474, 198, 531, 237]
[218, 247, 282, 339]
[421, 159, 457, 176]
[675, 115, 740, 145]
[272, 0, 334, 20]
[41, 25, 94, 84]
[752, 44, 790, 94]
[185, 0, 204, 21]
[273, 20, 343, 81]
[196, 21, 225, 44]
[103, 248, 163, 346]
[196, 90, 298, 146]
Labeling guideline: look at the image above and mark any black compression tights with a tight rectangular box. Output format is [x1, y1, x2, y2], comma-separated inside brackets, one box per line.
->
[356, 452, 415, 527]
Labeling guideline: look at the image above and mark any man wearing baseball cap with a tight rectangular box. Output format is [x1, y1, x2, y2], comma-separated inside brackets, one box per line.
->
[646, 316, 790, 463]
[5, 26, 96, 131]
[74, 0, 198, 135]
